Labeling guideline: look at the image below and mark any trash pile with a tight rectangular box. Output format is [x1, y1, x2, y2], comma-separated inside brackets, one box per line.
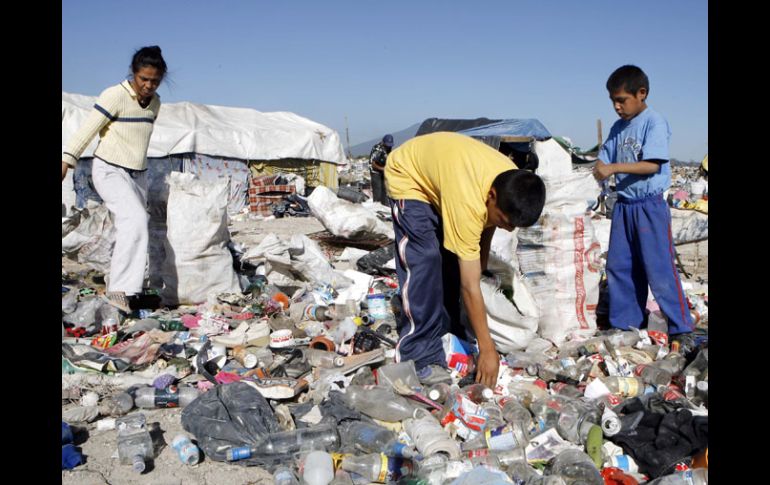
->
[668, 166, 707, 214]
[62, 266, 708, 484]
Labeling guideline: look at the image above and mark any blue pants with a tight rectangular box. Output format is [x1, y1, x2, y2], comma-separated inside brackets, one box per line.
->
[390, 199, 464, 370]
[607, 194, 694, 335]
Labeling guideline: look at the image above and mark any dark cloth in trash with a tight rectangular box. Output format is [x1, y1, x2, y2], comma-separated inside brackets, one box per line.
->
[609, 405, 708, 479]
[181, 381, 283, 466]
[356, 244, 396, 276]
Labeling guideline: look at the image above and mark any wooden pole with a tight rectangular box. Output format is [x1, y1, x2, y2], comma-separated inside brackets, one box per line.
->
[597, 119, 603, 149]
[345, 116, 352, 159]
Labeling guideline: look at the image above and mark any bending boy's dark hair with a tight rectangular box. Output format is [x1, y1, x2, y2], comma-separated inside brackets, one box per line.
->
[606, 65, 649, 96]
[131, 45, 168, 78]
[492, 169, 546, 227]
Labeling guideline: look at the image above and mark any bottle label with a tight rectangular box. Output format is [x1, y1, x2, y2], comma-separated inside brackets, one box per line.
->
[228, 447, 251, 461]
[377, 455, 413, 482]
[617, 378, 639, 397]
[155, 386, 181, 407]
[486, 425, 519, 450]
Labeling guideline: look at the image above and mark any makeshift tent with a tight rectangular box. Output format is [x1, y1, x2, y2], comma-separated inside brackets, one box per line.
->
[61, 91, 347, 213]
[415, 117, 502, 137]
[457, 118, 554, 171]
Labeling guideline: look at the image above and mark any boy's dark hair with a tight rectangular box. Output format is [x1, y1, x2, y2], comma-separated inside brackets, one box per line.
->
[492, 169, 546, 227]
[606, 65, 649, 96]
[131, 45, 167, 78]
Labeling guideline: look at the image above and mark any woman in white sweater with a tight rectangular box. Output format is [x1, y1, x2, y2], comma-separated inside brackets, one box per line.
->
[61, 46, 167, 312]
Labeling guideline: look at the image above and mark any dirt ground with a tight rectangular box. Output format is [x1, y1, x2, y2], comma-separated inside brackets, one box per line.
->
[62, 215, 707, 485]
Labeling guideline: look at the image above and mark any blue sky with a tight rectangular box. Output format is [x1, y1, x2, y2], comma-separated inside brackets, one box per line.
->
[62, 1, 707, 161]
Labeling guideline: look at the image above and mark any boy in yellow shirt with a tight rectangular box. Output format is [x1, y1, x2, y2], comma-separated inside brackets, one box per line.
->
[385, 132, 546, 387]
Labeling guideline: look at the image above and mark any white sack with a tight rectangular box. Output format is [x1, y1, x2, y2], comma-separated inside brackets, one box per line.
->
[160, 172, 241, 305]
[61, 201, 116, 274]
[307, 186, 394, 240]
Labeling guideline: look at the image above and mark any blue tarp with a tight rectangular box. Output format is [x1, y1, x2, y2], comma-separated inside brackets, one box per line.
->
[458, 119, 552, 141]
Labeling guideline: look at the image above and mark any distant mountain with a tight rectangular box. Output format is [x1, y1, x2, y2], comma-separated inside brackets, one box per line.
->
[349, 122, 422, 157]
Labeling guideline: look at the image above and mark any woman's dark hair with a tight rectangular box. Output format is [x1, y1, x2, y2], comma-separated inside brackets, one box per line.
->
[492, 169, 546, 227]
[131, 45, 167, 78]
[606, 65, 649, 96]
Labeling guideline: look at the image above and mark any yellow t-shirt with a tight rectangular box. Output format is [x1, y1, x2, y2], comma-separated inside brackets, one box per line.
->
[385, 132, 516, 260]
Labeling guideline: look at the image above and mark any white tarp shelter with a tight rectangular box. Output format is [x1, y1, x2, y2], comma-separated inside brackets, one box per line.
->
[62, 92, 348, 165]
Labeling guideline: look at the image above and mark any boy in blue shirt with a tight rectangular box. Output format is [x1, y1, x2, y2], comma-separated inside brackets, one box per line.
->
[593, 65, 693, 337]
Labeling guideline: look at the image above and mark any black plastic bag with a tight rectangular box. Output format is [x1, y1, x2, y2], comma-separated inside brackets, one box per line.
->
[181, 381, 283, 466]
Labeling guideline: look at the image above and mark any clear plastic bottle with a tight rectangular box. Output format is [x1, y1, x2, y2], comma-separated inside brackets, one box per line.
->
[340, 421, 418, 458]
[427, 383, 458, 404]
[645, 468, 708, 484]
[304, 348, 345, 368]
[603, 330, 641, 348]
[302, 450, 334, 485]
[341, 453, 414, 484]
[462, 383, 494, 403]
[99, 392, 134, 416]
[507, 381, 549, 409]
[635, 364, 673, 386]
[537, 360, 579, 384]
[647, 310, 669, 344]
[171, 433, 200, 465]
[329, 469, 355, 485]
[344, 385, 417, 422]
[461, 421, 529, 452]
[682, 348, 708, 379]
[134, 385, 200, 408]
[653, 351, 687, 375]
[546, 449, 603, 485]
[273, 465, 300, 485]
[500, 397, 533, 429]
[480, 401, 506, 429]
[599, 376, 647, 398]
[554, 398, 601, 445]
[550, 382, 584, 399]
[116, 413, 154, 473]
[255, 422, 339, 455]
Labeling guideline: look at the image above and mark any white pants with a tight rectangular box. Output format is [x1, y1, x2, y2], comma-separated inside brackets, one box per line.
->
[91, 158, 149, 296]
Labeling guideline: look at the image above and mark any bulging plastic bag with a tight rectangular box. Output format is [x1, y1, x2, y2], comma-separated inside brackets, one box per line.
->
[307, 186, 394, 240]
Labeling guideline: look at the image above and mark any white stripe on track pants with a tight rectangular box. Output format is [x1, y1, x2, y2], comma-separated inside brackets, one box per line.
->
[91, 157, 149, 296]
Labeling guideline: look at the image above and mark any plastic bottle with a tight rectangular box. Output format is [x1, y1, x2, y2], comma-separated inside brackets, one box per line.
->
[500, 397, 533, 429]
[634, 364, 673, 386]
[653, 351, 688, 375]
[645, 468, 708, 484]
[461, 422, 529, 452]
[599, 376, 647, 398]
[462, 383, 494, 403]
[550, 382, 584, 399]
[603, 330, 641, 348]
[290, 299, 333, 323]
[427, 383, 458, 404]
[304, 348, 345, 368]
[344, 385, 417, 422]
[554, 398, 601, 445]
[507, 381, 549, 408]
[536, 360, 579, 384]
[480, 401, 506, 429]
[546, 449, 603, 485]
[171, 433, 200, 465]
[341, 453, 414, 483]
[116, 414, 154, 473]
[333, 317, 359, 344]
[647, 310, 669, 345]
[273, 465, 300, 485]
[682, 348, 708, 379]
[255, 422, 339, 455]
[340, 421, 418, 458]
[99, 392, 134, 416]
[577, 338, 609, 357]
[134, 385, 200, 408]
[302, 450, 334, 485]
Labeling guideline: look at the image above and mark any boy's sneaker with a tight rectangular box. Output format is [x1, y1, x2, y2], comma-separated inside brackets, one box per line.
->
[417, 364, 452, 386]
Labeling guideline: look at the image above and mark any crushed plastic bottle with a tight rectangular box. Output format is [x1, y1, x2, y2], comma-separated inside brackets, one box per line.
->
[546, 449, 603, 485]
[116, 413, 154, 473]
[341, 453, 414, 484]
[99, 392, 134, 416]
[134, 385, 200, 408]
[343, 385, 417, 422]
[403, 410, 461, 459]
[273, 465, 300, 485]
[171, 433, 200, 465]
[460, 421, 529, 452]
[340, 420, 419, 458]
